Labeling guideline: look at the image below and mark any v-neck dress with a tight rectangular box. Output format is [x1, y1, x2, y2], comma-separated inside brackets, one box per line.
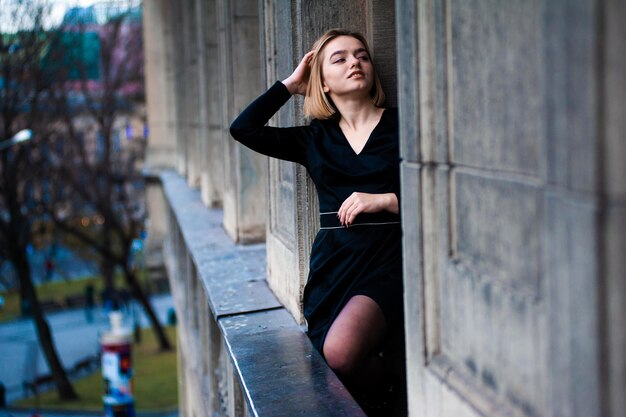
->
[230, 81, 403, 351]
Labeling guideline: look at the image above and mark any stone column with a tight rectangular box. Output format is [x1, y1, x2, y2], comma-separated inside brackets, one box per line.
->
[217, 0, 266, 244]
[196, 0, 224, 208]
[182, 0, 202, 188]
[142, 0, 177, 280]
[142, 0, 176, 170]
[168, 1, 186, 176]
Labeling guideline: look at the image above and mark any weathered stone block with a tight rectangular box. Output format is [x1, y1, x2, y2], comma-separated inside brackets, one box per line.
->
[605, 203, 626, 417]
[266, 233, 302, 321]
[545, 192, 601, 417]
[399, 162, 424, 417]
[451, 1, 544, 176]
[453, 170, 542, 294]
[396, 0, 419, 164]
[544, 0, 599, 193]
[603, 0, 626, 198]
[301, 0, 368, 45]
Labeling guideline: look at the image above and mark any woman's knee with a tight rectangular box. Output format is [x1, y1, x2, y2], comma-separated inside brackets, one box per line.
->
[323, 337, 360, 375]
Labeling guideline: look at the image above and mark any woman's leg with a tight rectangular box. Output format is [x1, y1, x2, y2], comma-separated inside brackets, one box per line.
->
[322, 295, 388, 390]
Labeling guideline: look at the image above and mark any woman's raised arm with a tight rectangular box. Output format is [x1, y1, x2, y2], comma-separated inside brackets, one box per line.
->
[229, 82, 310, 164]
[282, 51, 314, 96]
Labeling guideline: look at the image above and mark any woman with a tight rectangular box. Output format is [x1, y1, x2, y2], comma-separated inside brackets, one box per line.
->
[230, 28, 403, 414]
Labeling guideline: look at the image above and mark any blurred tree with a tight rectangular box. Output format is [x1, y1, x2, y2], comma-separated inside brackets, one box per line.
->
[0, 0, 78, 400]
[46, 3, 172, 351]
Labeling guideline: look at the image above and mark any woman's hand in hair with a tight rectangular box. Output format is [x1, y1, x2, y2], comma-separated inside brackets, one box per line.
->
[337, 192, 399, 226]
[282, 51, 314, 96]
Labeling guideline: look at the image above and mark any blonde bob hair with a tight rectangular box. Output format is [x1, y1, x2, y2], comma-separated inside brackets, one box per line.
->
[303, 28, 386, 120]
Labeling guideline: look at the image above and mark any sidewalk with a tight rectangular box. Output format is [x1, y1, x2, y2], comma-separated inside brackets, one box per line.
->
[0, 407, 178, 417]
[0, 294, 174, 405]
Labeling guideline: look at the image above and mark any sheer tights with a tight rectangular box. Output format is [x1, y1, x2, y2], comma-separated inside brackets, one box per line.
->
[323, 295, 388, 398]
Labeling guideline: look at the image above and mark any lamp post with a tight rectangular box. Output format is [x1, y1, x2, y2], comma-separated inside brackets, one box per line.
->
[0, 129, 33, 151]
[0, 128, 34, 315]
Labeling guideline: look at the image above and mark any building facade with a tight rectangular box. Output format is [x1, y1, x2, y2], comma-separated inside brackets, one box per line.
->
[142, 1, 625, 416]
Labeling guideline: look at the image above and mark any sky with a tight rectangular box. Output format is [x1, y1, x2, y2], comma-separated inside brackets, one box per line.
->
[1, 0, 95, 31]
[50, 0, 97, 26]
[1, 0, 141, 31]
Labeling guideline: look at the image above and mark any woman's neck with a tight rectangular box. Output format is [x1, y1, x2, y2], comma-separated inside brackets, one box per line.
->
[333, 96, 381, 131]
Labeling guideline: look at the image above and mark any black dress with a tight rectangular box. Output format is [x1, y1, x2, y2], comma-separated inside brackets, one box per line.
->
[230, 81, 403, 352]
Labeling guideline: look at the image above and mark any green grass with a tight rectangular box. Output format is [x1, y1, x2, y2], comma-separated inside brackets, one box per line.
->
[0, 275, 101, 323]
[15, 325, 178, 412]
[0, 271, 154, 324]
[0, 289, 22, 322]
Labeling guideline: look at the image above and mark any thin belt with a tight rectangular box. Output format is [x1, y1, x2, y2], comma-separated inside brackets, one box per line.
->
[319, 211, 401, 230]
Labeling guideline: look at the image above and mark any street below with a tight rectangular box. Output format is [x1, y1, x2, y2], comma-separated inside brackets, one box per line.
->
[0, 294, 173, 405]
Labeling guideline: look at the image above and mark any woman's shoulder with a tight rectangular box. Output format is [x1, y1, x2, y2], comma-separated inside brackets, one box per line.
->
[381, 107, 399, 129]
[383, 106, 399, 116]
[309, 115, 339, 130]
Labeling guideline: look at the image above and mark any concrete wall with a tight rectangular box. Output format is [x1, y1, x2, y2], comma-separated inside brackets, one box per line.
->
[143, 0, 625, 416]
[397, 1, 626, 417]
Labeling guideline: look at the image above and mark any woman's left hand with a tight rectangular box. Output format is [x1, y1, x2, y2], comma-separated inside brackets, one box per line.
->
[337, 192, 398, 226]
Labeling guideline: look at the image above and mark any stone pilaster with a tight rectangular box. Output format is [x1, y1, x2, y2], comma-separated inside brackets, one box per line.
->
[181, 0, 202, 188]
[142, 0, 176, 169]
[169, 1, 186, 176]
[217, 0, 266, 244]
[196, 0, 224, 208]
[142, 0, 177, 290]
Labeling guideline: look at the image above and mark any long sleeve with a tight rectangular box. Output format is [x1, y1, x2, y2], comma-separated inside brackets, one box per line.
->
[229, 81, 313, 165]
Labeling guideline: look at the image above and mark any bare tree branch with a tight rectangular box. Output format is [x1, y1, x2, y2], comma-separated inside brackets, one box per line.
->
[0, 0, 78, 400]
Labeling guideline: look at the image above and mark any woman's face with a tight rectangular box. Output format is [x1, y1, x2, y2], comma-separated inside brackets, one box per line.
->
[319, 36, 374, 100]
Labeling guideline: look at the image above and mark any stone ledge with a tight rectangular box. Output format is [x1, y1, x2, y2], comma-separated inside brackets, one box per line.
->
[220, 309, 365, 417]
[158, 170, 365, 417]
